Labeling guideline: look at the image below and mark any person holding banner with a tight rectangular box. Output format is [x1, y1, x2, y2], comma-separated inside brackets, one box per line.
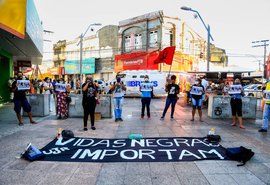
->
[229, 78, 245, 129]
[55, 78, 71, 119]
[11, 71, 36, 126]
[110, 74, 126, 122]
[139, 75, 153, 119]
[259, 81, 270, 132]
[82, 75, 99, 131]
[160, 75, 180, 120]
[190, 78, 205, 122]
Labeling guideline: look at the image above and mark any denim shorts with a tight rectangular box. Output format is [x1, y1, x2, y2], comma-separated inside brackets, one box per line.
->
[14, 99, 31, 114]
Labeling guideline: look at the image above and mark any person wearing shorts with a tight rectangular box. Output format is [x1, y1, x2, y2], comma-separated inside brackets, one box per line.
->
[11, 71, 36, 126]
[190, 78, 205, 122]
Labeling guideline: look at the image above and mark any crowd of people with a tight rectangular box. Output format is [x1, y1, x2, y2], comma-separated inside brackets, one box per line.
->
[9, 71, 270, 134]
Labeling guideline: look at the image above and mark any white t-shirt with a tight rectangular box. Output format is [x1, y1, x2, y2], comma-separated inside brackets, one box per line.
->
[43, 82, 52, 94]
[202, 79, 209, 91]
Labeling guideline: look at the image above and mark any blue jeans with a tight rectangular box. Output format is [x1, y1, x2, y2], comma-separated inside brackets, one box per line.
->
[162, 97, 177, 118]
[262, 103, 270, 130]
[114, 97, 123, 119]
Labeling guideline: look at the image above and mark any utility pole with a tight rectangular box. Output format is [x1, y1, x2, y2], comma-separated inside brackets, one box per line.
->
[252, 40, 269, 79]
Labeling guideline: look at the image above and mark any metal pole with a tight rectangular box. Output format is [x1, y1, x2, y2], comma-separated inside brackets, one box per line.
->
[80, 34, 83, 94]
[263, 44, 267, 79]
[207, 24, 211, 72]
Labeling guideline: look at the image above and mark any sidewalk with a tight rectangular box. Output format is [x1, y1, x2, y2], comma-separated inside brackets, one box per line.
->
[0, 98, 269, 185]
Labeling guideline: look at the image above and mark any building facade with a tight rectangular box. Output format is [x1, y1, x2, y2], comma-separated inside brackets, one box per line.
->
[0, 0, 43, 103]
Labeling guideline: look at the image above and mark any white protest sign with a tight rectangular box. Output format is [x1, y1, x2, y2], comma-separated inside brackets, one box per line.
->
[190, 86, 203, 95]
[228, 85, 242, 94]
[140, 82, 153, 91]
[55, 83, 66, 92]
[17, 80, 30, 91]
[264, 90, 270, 101]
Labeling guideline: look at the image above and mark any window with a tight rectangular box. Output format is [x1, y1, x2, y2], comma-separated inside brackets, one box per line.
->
[132, 75, 137, 78]
[140, 75, 145, 78]
[164, 30, 174, 47]
[135, 33, 142, 50]
[149, 31, 158, 48]
[124, 35, 131, 52]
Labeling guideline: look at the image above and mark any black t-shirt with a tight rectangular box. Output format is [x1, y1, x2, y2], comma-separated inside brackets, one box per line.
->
[82, 82, 98, 101]
[191, 84, 205, 99]
[12, 80, 27, 100]
[166, 83, 180, 98]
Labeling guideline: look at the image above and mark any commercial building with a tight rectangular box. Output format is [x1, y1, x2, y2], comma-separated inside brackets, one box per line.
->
[0, 0, 43, 103]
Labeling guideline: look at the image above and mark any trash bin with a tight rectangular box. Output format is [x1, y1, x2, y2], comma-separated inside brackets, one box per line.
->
[208, 95, 257, 119]
[23, 94, 49, 117]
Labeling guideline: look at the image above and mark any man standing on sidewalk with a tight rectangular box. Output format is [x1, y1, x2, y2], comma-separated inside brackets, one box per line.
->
[139, 75, 153, 119]
[11, 71, 36, 126]
[110, 74, 126, 122]
[259, 80, 270, 132]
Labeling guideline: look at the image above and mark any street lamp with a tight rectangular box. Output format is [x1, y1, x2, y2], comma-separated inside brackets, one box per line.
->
[180, 6, 214, 71]
[77, 23, 102, 94]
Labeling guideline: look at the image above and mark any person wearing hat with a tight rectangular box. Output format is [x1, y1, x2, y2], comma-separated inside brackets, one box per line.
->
[139, 75, 153, 119]
[160, 75, 180, 120]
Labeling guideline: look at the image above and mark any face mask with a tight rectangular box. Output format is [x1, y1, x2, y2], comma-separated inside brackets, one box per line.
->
[235, 82, 240, 85]
[47, 80, 50, 83]
[144, 78, 149, 82]
[59, 81, 63, 84]
[117, 78, 121, 83]
[18, 76, 22, 80]
[195, 81, 199, 84]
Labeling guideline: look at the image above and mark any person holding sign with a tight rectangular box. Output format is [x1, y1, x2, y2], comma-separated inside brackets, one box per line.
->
[229, 78, 245, 129]
[82, 75, 99, 131]
[259, 81, 270, 132]
[110, 74, 126, 122]
[190, 78, 205, 122]
[11, 71, 36, 126]
[160, 75, 180, 120]
[55, 78, 71, 119]
[139, 75, 153, 119]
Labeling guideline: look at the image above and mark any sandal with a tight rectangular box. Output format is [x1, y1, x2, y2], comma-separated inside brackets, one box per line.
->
[18, 123, 24, 126]
[30, 121, 37, 124]
[239, 125, 245, 129]
[231, 123, 236, 126]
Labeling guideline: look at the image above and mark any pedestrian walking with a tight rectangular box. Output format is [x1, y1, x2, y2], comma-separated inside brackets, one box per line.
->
[139, 75, 153, 119]
[259, 80, 270, 132]
[11, 71, 36, 126]
[160, 75, 180, 120]
[190, 78, 205, 122]
[110, 74, 126, 122]
[82, 75, 98, 131]
[55, 78, 70, 119]
[229, 78, 245, 129]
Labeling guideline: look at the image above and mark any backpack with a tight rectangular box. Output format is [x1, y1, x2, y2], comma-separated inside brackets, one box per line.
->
[62, 130, 75, 140]
[21, 143, 45, 161]
[206, 134, 221, 143]
[226, 146, 255, 166]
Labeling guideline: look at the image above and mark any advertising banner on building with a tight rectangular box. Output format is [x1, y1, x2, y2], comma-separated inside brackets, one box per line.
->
[64, 58, 95, 74]
[0, 0, 27, 39]
[115, 52, 159, 72]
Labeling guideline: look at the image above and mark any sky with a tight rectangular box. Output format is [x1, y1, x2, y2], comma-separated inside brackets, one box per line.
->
[34, 0, 270, 71]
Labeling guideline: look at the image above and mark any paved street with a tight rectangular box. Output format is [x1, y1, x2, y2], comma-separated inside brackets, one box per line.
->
[0, 97, 270, 185]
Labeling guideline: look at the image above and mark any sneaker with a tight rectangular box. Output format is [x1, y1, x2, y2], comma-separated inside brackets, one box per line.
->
[160, 116, 164, 120]
[147, 116, 151, 119]
[140, 115, 144, 119]
[119, 118, 123, 122]
[57, 116, 62, 119]
[115, 118, 119, 122]
[83, 128, 88, 131]
[258, 128, 267, 132]
[91, 126, 96, 130]
[170, 117, 174, 121]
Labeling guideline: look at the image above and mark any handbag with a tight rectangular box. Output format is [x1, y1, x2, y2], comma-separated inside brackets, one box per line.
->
[21, 143, 45, 161]
[66, 95, 72, 103]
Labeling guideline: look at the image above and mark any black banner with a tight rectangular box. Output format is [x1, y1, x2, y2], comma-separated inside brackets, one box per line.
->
[39, 137, 227, 162]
